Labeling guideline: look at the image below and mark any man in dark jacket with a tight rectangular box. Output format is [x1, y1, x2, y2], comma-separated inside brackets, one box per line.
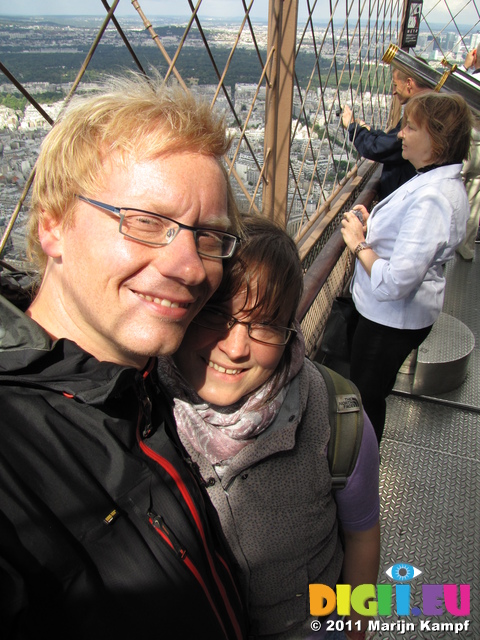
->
[0, 74, 245, 640]
[342, 68, 430, 199]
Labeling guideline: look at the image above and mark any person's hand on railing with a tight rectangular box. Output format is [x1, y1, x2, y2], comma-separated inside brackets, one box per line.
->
[464, 47, 477, 71]
[342, 105, 371, 131]
[342, 105, 354, 128]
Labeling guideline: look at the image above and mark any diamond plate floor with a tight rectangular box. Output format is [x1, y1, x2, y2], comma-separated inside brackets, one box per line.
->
[371, 248, 480, 640]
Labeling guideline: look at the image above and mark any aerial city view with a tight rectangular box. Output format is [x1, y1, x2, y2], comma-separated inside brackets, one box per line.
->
[1, 14, 479, 267]
[0, 4, 479, 638]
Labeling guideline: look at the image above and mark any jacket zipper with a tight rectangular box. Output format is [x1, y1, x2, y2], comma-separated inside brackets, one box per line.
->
[147, 509, 236, 637]
[148, 511, 187, 559]
[136, 367, 243, 640]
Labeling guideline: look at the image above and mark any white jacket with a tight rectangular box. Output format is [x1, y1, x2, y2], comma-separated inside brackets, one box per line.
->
[352, 164, 469, 329]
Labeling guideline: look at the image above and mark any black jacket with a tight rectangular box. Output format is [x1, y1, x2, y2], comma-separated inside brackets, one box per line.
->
[348, 120, 416, 199]
[0, 295, 245, 640]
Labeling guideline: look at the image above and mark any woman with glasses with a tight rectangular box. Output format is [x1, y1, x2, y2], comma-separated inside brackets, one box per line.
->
[158, 216, 380, 640]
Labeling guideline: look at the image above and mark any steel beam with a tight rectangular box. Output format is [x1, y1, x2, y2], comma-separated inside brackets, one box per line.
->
[263, 0, 298, 228]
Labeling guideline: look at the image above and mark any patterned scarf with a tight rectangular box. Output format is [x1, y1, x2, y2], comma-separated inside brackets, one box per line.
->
[157, 325, 305, 466]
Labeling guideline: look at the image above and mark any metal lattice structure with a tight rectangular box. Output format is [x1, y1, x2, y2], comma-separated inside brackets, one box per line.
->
[0, 8, 479, 634]
[0, 0, 479, 329]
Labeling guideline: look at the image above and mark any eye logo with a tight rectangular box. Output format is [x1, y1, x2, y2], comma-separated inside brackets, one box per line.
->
[386, 563, 422, 582]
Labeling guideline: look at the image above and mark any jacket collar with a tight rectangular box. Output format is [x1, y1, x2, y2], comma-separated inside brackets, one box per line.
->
[405, 163, 462, 192]
[0, 294, 140, 404]
[0, 293, 51, 352]
[372, 163, 463, 213]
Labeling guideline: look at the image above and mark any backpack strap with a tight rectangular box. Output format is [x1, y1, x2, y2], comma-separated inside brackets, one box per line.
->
[312, 362, 364, 490]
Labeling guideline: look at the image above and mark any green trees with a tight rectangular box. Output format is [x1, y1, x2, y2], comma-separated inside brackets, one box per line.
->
[0, 94, 26, 110]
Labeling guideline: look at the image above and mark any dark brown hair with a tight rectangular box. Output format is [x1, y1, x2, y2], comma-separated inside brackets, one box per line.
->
[210, 215, 304, 387]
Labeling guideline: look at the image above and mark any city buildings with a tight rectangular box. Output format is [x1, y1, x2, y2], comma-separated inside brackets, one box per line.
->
[1, 15, 478, 266]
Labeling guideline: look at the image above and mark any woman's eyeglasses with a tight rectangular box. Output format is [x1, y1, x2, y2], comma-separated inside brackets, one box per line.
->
[192, 307, 296, 346]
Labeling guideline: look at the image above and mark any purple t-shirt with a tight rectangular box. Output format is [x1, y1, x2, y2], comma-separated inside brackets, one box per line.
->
[334, 411, 380, 530]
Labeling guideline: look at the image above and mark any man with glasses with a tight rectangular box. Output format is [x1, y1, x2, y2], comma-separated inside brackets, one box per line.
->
[0, 74, 245, 639]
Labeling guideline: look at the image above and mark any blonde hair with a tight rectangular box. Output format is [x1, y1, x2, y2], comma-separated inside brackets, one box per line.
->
[392, 67, 431, 90]
[28, 73, 238, 272]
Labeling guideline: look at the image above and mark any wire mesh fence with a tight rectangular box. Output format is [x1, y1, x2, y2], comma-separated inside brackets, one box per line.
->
[1, 1, 478, 252]
[0, 0, 478, 344]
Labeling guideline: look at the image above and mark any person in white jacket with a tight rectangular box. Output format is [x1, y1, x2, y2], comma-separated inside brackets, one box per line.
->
[341, 92, 473, 443]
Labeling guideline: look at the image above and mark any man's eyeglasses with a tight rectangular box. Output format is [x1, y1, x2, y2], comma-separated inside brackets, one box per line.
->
[192, 307, 296, 346]
[77, 196, 238, 259]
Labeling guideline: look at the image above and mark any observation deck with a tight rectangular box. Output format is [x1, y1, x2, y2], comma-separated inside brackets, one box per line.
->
[0, 1, 479, 637]
[373, 250, 480, 639]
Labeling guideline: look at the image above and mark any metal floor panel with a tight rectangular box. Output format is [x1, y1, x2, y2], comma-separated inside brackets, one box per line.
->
[369, 248, 480, 640]
[443, 252, 480, 338]
[383, 395, 480, 456]
[371, 397, 480, 640]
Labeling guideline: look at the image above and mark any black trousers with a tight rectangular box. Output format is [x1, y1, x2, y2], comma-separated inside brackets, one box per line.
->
[349, 314, 432, 443]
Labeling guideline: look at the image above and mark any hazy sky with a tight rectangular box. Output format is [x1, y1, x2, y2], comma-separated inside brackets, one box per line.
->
[0, 0, 272, 19]
[0, 0, 476, 27]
